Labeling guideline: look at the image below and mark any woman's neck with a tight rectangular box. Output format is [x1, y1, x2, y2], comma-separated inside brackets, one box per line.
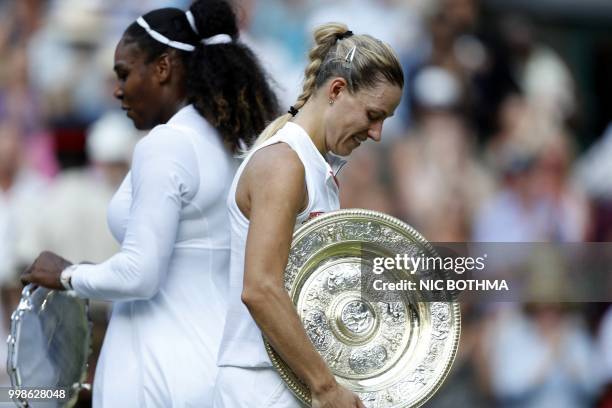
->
[292, 99, 327, 156]
[160, 98, 189, 124]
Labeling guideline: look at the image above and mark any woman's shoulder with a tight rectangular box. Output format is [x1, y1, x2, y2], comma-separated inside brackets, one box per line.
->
[128, 124, 201, 173]
[243, 143, 306, 209]
[146, 120, 194, 141]
[135, 123, 196, 155]
[247, 143, 304, 181]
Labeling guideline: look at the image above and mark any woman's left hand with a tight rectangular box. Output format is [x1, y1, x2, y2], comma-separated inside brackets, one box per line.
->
[21, 251, 72, 290]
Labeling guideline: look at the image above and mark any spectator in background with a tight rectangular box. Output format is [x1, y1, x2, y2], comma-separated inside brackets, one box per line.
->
[0, 116, 47, 386]
[475, 111, 590, 242]
[0, 47, 41, 136]
[27, 1, 109, 124]
[574, 123, 612, 241]
[484, 252, 601, 407]
[0, 118, 46, 289]
[487, 303, 599, 408]
[484, 93, 530, 168]
[391, 66, 493, 241]
[473, 143, 550, 242]
[532, 131, 590, 241]
[575, 123, 612, 203]
[0, 3, 50, 386]
[499, 14, 576, 126]
[17, 111, 140, 267]
[598, 306, 612, 407]
[0, 0, 45, 56]
[0, 15, 57, 178]
[401, 0, 518, 140]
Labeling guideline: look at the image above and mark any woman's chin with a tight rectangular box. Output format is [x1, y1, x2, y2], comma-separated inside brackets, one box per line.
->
[129, 115, 152, 131]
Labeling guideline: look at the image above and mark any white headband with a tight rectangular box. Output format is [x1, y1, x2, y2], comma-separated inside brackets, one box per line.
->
[185, 10, 199, 35]
[137, 15, 233, 52]
[183, 11, 233, 45]
[202, 33, 232, 45]
[136, 16, 195, 52]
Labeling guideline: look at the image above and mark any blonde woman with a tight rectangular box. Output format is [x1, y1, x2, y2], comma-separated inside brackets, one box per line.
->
[214, 23, 404, 408]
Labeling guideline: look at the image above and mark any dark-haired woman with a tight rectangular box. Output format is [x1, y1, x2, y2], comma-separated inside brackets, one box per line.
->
[22, 0, 278, 406]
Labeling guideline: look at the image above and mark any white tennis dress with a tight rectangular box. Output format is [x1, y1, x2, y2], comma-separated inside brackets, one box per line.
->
[214, 122, 345, 407]
[70, 105, 234, 407]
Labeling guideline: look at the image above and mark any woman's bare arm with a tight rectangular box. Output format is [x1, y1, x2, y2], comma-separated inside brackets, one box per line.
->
[238, 144, 363, 407]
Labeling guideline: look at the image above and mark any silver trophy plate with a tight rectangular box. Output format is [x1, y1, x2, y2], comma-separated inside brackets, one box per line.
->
[7, 285, 91, 407]
[264, 209, 461, 408]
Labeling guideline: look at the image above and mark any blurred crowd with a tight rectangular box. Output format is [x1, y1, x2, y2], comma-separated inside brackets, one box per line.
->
[1, 0, 611, 406]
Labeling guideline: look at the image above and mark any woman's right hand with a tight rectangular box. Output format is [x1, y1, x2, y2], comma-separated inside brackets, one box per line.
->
[311, 382, 365, 408]
[21, 251, 71, 290]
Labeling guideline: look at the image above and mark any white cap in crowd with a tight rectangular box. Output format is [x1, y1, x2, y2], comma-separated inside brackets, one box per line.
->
[86, 111, 142, 163]
[413, 66, 460, 109]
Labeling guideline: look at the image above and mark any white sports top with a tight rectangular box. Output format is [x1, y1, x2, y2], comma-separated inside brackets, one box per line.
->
[217, 121, 345, 367]
[70, 105, 235, 407]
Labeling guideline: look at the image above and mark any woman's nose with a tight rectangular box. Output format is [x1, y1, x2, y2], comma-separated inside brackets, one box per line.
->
[368, 121, 383, 141]
[114, 85, 124, 100]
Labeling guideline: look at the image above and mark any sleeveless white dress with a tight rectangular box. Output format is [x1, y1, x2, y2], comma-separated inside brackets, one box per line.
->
[70, 105, 234, 407]
[214, 122, 345, 407]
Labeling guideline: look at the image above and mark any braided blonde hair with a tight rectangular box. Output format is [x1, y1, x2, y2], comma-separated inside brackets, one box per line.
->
[246, 22, 403, 152]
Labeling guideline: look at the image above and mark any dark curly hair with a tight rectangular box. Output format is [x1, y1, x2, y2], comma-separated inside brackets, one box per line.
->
[122, 0, 279, 152]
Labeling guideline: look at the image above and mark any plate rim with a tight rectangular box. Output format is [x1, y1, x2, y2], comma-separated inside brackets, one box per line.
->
[7, 284, 93, 408]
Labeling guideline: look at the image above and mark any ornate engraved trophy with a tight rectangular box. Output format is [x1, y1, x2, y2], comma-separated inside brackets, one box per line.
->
[264, 209, 461, 407]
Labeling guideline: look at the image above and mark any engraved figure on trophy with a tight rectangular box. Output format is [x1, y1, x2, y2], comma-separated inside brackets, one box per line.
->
[326, 264, 361, 293]
[304, 309, 333, 352]
[341, 301, 375, 334]
[349, 345, 389, 375]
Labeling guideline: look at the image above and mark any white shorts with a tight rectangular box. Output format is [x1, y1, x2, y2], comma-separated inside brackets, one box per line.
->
[213, 366, 303, 408]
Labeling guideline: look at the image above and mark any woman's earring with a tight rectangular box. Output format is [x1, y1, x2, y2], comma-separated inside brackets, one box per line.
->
[329, 99, 334, 105]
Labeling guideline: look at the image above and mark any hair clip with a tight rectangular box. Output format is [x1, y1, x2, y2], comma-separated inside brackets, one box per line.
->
[336, 30, 353, 41]
[288, 106, 299, 117]
[343, 45, 357, 68]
